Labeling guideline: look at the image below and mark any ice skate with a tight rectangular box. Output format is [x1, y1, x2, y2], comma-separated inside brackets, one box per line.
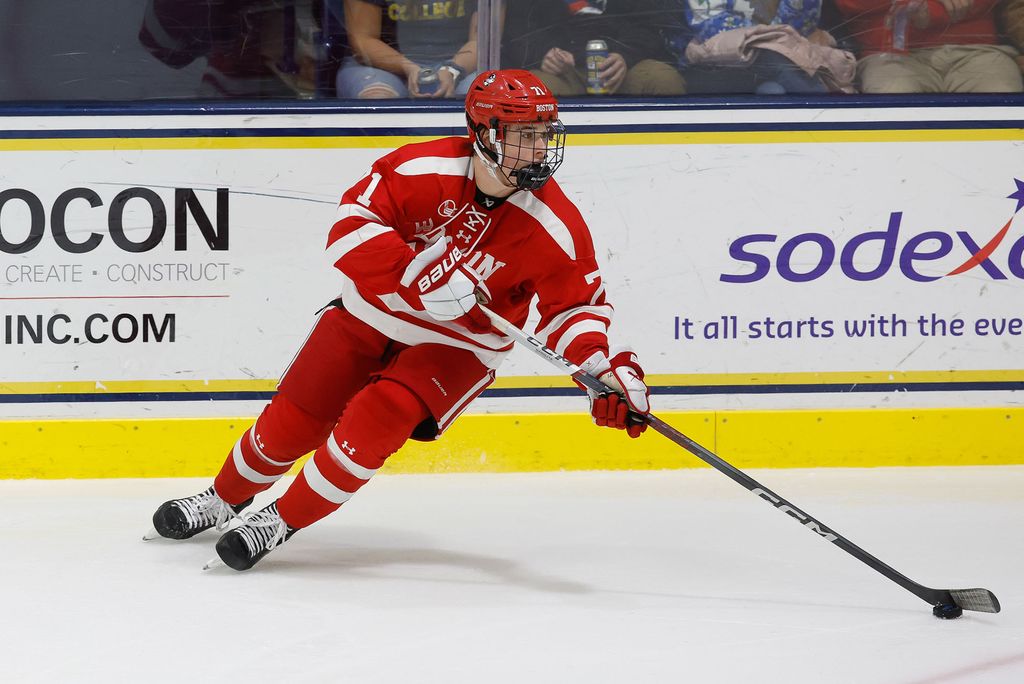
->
[206, 501, 296, 571]
[144, 486, 253, 541]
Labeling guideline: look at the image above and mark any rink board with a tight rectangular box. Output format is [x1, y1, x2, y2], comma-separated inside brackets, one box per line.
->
[0, 102, 1022, 476]
[1, 407, 1022, 479]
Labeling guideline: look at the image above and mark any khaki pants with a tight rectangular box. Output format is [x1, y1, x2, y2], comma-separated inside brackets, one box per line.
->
[532, 58, 686, 96]
[858, 45, 1023, 94]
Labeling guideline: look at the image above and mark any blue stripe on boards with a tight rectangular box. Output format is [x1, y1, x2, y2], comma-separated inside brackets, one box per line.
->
[2, 381, 1023, 403]
[0, 93, 1021, 118]
[1, 120, 1021, 141]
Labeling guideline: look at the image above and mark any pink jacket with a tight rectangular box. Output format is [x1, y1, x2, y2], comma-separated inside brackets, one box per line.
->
[685, 24, 857, 92]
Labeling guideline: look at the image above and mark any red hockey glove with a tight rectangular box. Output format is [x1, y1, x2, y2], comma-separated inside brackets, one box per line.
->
[399, 237, 492, 334]
[579, 346, 650, 438]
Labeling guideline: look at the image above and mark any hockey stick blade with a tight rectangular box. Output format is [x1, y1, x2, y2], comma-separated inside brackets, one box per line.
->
[949, 588, 1000, 613]
[478, 305, 1001, 615]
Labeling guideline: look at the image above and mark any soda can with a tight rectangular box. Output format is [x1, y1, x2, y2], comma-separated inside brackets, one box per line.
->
[417, 68, 440, 96]
[585, 39, 609, 95]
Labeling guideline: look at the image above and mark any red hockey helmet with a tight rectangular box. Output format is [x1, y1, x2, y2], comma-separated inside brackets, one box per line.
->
[464, 70, 565, 191]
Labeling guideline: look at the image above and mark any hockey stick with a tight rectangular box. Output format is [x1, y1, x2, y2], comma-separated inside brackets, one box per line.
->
[478, 305, 1000, 619]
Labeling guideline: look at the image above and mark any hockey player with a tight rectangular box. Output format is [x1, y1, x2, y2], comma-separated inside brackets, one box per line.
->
[146, 69, 651, 570]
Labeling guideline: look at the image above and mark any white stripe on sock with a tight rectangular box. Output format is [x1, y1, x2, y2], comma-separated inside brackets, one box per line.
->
[232, 438, 281, 485]
[326, 433, 378, 480]
[301, 457, 355, 505]
[249, 428, 293, 468]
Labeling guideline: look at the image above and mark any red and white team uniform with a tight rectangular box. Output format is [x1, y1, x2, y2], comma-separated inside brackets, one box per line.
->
[330, 134, 612, 380]
[210, 137, 614, 529]
[150, 71, 647, 566]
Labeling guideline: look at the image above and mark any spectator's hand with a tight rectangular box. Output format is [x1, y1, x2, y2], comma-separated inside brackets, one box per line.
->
[599, 52, 628, 93]
[404, 63, 423, 97]
[541, 47, 576, 76]
[434, 68, 458, 98]
[910, 1, 931, 29]
[807, 29, 834, 47]
[407, 65, 456, 98]
[937, 0, 973, 23]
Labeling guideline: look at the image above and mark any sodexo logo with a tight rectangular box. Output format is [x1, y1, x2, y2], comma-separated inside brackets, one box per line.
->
[720, 179, 1024, 284]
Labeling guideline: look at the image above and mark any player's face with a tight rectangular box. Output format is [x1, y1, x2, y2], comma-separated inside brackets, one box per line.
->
[501, 122, 555, 172]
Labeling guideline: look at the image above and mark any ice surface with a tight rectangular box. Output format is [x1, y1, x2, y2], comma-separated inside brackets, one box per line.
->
[2, 467, 1022, 683]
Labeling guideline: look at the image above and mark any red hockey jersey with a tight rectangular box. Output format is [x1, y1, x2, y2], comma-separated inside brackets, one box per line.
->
[835, 0, 1004, 57]
[327, 134, 610, 368]
[326, 135, 613, 370]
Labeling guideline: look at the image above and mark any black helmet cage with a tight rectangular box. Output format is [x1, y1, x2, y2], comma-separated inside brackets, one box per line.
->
[470, 117, 566, 191]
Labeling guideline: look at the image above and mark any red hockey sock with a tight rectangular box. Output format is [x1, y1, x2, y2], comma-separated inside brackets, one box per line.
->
[277, 379, 429, 529]
[214, 394, 335, 505]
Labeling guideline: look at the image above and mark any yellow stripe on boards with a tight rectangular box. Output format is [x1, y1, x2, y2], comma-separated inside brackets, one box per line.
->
[1, 408, 1020, 479]
[571, 129, 1024, 146]
[0, 128, 1021, 153]
[0, 136, 437, 152]
[716, 408, 1022, 468]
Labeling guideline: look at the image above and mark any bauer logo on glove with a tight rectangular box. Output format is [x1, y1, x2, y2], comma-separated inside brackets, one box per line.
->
[415, 243, 466, 293]
[399, 236, 492, 334]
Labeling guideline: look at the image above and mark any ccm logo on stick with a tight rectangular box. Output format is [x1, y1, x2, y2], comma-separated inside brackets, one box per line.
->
[751, 488, 838, 542]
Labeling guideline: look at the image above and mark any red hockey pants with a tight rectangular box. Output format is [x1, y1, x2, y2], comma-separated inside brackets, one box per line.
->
[213, 306, 494, 528]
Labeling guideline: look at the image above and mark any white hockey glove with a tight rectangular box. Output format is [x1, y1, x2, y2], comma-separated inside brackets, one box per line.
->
[579, 346, 650, 439]
[399, 237, 492, 334]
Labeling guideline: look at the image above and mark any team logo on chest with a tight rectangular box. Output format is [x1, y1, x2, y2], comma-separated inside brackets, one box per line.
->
[455, 205, 491, 246]
[438, 199, 458, 218]
[454, 205, 506, 280]
[418, 200, 507, 282]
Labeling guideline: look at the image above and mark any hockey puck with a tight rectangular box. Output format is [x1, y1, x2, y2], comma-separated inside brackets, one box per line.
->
[933, 603, 963, 619]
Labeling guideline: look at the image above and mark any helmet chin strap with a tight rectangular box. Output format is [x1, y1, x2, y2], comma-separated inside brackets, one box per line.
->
[473, 132, 515, 188]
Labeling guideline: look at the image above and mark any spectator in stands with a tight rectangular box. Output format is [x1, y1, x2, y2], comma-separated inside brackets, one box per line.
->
[998, 0, 1024, 75]
[835, 0, 1023, 92]
[336, 0, 479, 98]
[502, 0, 688, 96]
[682, 0, 856, 94]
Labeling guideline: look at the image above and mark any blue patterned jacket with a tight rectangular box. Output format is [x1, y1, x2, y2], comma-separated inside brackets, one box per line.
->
[685, 0, 821, 43]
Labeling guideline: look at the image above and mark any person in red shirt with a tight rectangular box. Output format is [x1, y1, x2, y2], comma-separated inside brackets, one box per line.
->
[835, 0, 1023, 92]
[145, 69, 652, 571]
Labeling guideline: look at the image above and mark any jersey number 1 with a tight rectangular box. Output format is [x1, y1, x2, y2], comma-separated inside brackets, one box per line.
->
[356, 172, 382, 208]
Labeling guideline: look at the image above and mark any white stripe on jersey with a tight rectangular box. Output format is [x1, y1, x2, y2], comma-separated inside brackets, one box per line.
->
[437, 371, 495, 432]
[301, 457, 354, 505]
[555, 319, 610, 356]
[508, 192, 576, 259]
[394, 156, 472, 177]
[335, 203, 384, 223]
[535, 303, 614, 343]
[326, 433, 378, 480]
[340, 277, 512, 369]
[326, 223, 393, 264]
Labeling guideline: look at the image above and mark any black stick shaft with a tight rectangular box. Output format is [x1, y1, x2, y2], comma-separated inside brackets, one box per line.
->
[642, 414, 948, 606]
[479, 305, 958, 609]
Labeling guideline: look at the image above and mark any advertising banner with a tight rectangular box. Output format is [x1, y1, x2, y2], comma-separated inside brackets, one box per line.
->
[1, 106, 1022, 421]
